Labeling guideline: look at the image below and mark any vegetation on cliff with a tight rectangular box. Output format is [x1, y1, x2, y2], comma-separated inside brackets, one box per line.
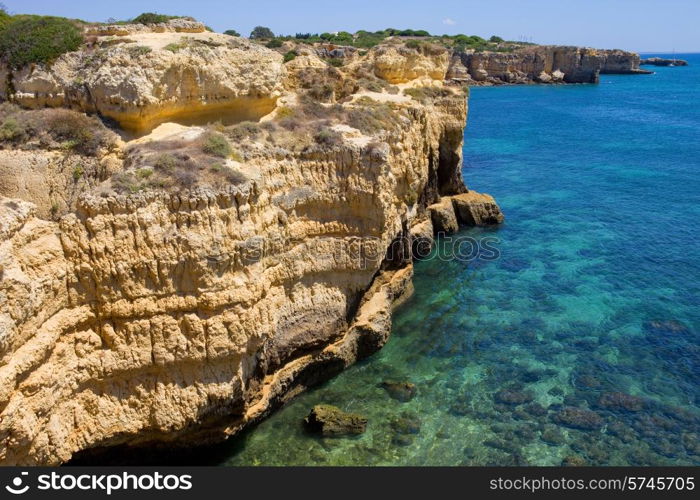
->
[0, 13, 83, 67]
[254, 27, 525, 52]
[0, 103, 116, 154]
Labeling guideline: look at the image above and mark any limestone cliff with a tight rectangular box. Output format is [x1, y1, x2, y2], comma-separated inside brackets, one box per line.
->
[0, 26, 283, 134]
[0, 26, 503, 465]
[447, 46, 651, 85]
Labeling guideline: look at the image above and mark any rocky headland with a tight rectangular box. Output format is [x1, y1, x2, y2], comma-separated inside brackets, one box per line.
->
[0, 16, 648, 465]
[640, 57, 688, 67]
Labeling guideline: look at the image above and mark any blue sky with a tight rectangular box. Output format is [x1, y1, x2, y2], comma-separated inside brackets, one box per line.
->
[3, 0, 698, 52]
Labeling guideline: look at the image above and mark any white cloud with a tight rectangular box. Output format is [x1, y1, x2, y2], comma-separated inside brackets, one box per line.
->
[442, 18, 456, 26]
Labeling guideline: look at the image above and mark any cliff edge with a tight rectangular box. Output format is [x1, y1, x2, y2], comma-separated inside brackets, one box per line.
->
[0, 21, 503, 465]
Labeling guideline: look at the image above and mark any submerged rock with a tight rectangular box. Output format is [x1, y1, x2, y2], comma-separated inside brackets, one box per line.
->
[541, 425, 566, 445]
[304, 405, 367, 436]
[562, 455, 587, 467]
[552, 407, 604, 430]
[390, 412, 421, 435]
[598, 392, 646, 412]
[494, 388, 534, 406]
[381, 380, 417, 402]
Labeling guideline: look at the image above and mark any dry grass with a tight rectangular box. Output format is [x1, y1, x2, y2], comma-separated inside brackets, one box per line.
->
[115, 127, 248, 193]
[0, 103, 117, 155]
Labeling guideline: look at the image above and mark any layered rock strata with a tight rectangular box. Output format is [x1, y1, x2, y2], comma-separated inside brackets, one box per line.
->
[640, 57, 688, 67]
[447, 46, 651, 85]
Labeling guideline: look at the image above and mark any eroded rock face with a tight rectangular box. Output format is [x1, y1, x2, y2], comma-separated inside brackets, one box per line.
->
[450, 46, 650, 85]
[452, 192, 504, 226]
[0, 26, 511, 465]
[366, 45, 450, 83]
[0, 86, 478, 465]
[640, 57, 688, 67]
[0, 31, 284, 134]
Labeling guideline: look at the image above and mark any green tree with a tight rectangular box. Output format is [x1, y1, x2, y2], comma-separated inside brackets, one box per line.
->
[224, 29, 240, 36]
[132, 12, 180, 24]
[489, 35, 504, 43]
[249, 26, 274, 39]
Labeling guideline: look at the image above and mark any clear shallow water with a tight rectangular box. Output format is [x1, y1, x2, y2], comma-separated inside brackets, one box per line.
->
[215, 55, 700, 466]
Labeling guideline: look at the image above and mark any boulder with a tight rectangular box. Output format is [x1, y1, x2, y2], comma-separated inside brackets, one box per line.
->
[409, 219, 434, 259]
[451, 191, 504, 226]
[494, 388, 534, 406]
[381, 380, 417, 402]
[597, 392, 646, 412]
[552, 407, 604, 430]
[428, 198, 459, 234]
[304, 405, 367, 436]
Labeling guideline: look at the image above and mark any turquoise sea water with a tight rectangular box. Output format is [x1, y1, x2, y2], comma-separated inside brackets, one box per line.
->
[204, 55, 700, 466]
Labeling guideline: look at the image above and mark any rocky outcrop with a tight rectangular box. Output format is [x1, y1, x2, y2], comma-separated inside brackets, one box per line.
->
[84, 19, 207, 37]
[0, 72, 503, 466]
[640, 57, 688, 67]
[0, 31, 283, 134]
[448, 46, 651, 85]
[428, 198, 459, 234]
[0, 25, 512, 465]
[452, 192, 504, 226]
[365, 44, 450, 83]
[304, 405, 367, 436]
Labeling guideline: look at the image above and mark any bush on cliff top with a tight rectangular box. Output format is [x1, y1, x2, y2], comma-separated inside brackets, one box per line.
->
[0, 16, 83, 68]
[250, 26, 274, 39]
[131, 13, 184, 25]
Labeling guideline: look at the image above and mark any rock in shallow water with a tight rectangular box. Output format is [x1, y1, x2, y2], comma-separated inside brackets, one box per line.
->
[451, 191, 504, 226]
[390, 411, 422, 435]
[494, 388, 534, 406]
[552, 407, 604, 430]
[597, 392, 646, 412]
[304, 405, 367, 436]
[381, 380, 417, 402]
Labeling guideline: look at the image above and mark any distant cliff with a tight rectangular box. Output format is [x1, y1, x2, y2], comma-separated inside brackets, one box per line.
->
[640, 57, 688, 67]
[446, 46, 651, 85]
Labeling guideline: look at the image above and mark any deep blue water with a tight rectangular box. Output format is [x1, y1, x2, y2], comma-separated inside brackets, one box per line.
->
[218, 54, 700, 465]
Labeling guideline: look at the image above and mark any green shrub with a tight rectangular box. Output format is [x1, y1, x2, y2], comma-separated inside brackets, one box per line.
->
[283, 50, 297, 63]
[72, 165, 84, 181]
[127, 45, 152, 56]
[266, 38, 282, 48]
[153, 153, 177, 171]
[403, 86, 453, 103]
[405, 39, 421, 50]
[0, 117, 26, 141]
[45, 109, 105, 155]
[164, 43, 184, 53]
[224, 29, 240, 37]
[250, 26, 274, 39]
[0, 8, 10, 30]
[228, 121, 261, 141]
[346, 101, 397, 134]
[201, 133, 232, 158]
[313, 128, 343, 147]
[275, 106, 295, 119]
[132, 13, 181, 25]
[324, 58, 343, 67]
[0, 16, 83, 68]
